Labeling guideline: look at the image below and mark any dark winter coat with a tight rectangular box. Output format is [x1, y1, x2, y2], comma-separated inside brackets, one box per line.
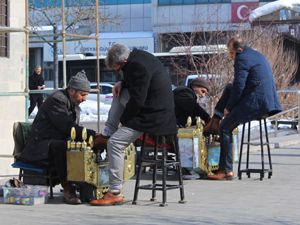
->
[21, 89, 95, 162]
[173, 86, 211, 127]
[226, 46, 281, 122]
[29, 72, 44, 90]
[29, 72, 45, 98]
[120, 49, 177, 135]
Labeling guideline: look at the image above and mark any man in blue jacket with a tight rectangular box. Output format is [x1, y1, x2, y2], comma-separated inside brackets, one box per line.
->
[207, 36, 281, 180]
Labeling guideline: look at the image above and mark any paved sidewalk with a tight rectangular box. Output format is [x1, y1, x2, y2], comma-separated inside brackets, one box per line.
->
[1, 142, 300, 225]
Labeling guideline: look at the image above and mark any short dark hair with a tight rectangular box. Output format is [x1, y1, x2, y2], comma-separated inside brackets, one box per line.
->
[227, 36, 245, 53]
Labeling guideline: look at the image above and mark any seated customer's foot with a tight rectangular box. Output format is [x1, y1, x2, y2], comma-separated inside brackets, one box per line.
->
[63, 187, 81, 205]
[90, 191, 124, 206]
[207, 171, 234, 180]
[94, 133, 110, 148]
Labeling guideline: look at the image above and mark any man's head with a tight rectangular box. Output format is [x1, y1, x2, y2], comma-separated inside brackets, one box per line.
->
[190, 78, 210, 98]
[34, 65, 42, 75]
[67, 71, 90, 105]
[227, 36, 245, 60]
[105, 43, 130, 72]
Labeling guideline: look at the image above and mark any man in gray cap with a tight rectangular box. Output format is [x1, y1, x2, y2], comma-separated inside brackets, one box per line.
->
[20, 71, 96, 205]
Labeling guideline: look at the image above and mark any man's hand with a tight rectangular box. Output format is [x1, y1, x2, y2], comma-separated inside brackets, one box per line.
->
[112, 81, 122, 97]
[224, 108, 230, 117]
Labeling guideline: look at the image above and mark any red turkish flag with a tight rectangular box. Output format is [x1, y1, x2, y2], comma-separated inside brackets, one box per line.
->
[231, 2, 259, 23]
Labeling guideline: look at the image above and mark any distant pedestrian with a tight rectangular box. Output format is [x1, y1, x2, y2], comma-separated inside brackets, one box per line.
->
[28, 65, 45, 116]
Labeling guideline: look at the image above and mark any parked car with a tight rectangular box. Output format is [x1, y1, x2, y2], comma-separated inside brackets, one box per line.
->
[88, 82, 114, 104]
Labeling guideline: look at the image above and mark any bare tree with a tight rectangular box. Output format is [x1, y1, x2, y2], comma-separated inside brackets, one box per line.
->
[165, 23, 298, 114]
[29, 0, 119, 88]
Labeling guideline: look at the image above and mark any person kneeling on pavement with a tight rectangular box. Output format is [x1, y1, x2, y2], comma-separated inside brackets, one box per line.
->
[20, 71, 103, 204]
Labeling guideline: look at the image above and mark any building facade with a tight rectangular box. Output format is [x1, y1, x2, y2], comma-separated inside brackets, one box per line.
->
[0, 1, 26, 175]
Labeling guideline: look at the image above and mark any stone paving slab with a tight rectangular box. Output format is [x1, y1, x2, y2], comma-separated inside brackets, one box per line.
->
[1, 144, 300, 225]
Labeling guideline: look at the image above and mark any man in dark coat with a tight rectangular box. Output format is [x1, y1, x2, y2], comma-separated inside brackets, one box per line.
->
[21, 71, 96, 204]
[28, 65, 45, 116]
[173, 77, 211, 127]
[90, 44, 177, 206]
[207, 36, 282, 180]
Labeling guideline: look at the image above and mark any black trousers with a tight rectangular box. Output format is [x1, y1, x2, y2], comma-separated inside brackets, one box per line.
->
[28, 94, 43, 115]
[48, 140, 68, 184]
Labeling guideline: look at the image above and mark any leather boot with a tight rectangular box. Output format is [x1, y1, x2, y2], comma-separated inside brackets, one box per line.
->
[63, 184, 81, 205]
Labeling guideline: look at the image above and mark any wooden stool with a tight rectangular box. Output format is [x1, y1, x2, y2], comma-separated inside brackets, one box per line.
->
[132, 134, 185, 206]
[238, 118, 272, 181]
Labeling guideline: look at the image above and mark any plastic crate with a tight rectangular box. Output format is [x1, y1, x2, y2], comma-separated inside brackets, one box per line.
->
[2, 185, 48, 205]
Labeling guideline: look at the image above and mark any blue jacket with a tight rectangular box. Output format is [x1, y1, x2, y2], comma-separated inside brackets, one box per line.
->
[226, 47, 281, 122]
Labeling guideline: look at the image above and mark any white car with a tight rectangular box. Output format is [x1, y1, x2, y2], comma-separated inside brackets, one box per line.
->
[88, 82, 114, 104]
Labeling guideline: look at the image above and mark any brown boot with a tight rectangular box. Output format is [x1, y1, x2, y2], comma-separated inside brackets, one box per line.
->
[203, 116, 221, 136]
[90, 192, 124, 206]
[63, 184, 81, 205]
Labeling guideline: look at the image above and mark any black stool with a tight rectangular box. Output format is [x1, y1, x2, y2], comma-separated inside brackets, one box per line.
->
[132, 134, 185, 206]
[238, 118, 272, 181]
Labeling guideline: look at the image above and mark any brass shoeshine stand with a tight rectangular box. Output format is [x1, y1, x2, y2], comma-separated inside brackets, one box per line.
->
[66, 127, 135, 200]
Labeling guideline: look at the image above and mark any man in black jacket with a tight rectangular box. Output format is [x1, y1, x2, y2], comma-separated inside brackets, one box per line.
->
[90, 44, 177, 206]
[173, 77, 211, 127]
[28, 65, 45, 116]
[21, 71, 97, 204]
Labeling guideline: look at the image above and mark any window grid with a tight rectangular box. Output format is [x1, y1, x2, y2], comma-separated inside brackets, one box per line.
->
[0, 0, 8, 57]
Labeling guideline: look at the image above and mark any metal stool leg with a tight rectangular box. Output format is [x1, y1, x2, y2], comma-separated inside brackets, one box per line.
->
[246, 121, 251, 178]
[238, 123, 246, 180]
[48, 173, 54, 199]
[173, 135, 185, 203]
[263, 118, 272, 178]
[159, 136, 167, 207]
[259, 120, 265, 180]
[132, 134, 146, 205]
[150, 136, 158, 201]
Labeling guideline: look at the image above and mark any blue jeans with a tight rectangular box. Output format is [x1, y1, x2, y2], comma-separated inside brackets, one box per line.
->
[218, 112, 241, 172]
[214, 84, 241, 172]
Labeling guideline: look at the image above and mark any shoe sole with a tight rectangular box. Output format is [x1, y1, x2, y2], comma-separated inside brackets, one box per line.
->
[90, 201, 124, 206]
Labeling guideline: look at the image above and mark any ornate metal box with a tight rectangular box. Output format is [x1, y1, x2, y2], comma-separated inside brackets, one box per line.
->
[177, 117, 210, 175]
[66, 127, 136, 199]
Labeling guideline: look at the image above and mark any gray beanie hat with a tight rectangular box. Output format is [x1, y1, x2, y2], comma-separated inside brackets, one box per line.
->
[68, 70, 90, 92]
[190, 78, 210, 92]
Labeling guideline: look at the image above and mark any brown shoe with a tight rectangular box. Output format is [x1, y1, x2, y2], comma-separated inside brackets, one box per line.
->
[207, 171, 234, 180]
[94, 133, 109, 148]
[90, 191, 124, 206]
[203, 116, 221, 136]
[63, 188, 81, 205]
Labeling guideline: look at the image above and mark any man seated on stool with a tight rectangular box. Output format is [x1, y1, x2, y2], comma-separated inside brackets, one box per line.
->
[204, 36, 281, 180]
[20, 71, 102, 204]
[89, 43, 177, 206]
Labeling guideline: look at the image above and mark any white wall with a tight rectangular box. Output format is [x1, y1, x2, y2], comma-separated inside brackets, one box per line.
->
[0, 1, 26, 176]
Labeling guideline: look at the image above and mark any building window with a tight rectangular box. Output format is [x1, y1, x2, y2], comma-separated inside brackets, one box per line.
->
[0, 0, 9, 57]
